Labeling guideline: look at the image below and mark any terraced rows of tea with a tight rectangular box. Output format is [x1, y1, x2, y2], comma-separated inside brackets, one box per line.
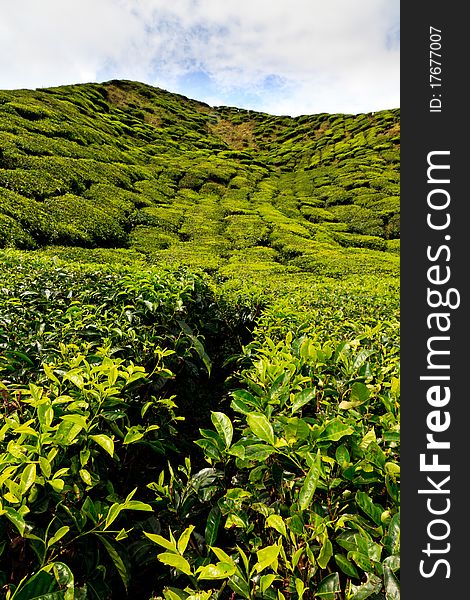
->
[0, 80, 399, 281]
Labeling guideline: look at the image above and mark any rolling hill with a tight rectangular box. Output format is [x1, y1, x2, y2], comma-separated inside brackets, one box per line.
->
[0, 79, 399, 282]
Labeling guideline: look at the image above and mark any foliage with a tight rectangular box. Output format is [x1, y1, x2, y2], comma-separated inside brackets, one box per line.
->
[1, 81, 399, 283]
[0, 249, 399, 599]
[0, 80, 400, 599]
[144, 327, 399, 600]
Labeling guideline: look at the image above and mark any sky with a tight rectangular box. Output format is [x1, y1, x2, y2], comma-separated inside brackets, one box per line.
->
[0, 0, 399, 116]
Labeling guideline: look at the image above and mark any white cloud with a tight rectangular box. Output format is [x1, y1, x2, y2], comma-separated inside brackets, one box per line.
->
[0, 0, 399, 115]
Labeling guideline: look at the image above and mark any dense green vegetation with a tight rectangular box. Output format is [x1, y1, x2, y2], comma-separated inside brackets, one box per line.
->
[0, 80, 398, 281]
[0, 81, 399, 600]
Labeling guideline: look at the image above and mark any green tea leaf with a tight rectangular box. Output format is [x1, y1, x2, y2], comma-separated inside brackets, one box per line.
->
[231, 389, 260, 412]
[43, 363, 60, 384]
[178, 320, 212, 375]
[123, 427, 144, 444]
[350, 382, 371, 403]
[37, 403, 54, 429]
[163, 590, 187, 600]
[105, 503, 122, 529]
[243, 443, 275, 462]
[123, 500, 152, 512]
[260, 574, 278, 592]
[61, 414, 88, 430]
[4, 507, 26, 536]
[247, 413, 274, 445]
[255, 544, 280, 573]
[210, 546, 236, 567]
[0, 466, 18, 487]
[283, 417, 310, 444]
[355, 491, 384, 526]
[334, 553, 360, 578]
[227, 573, 251, 600]
[97, 534, 130, 592]
[157, 552, 192, 576]
[385, 461, 400, 480]
[266, 514, 287, 537]
[299, 451, 321, 510]
[20, 463, 36, 494]
[359, 428, 376, 450]
[335, 444, 350, 467]
[291, 388, 316, 414]
[11, 562, 75, 600]
[348, 551, 375, 573]
[319, 419, 354, 442]
[47, 526, 70, 548]
[48, 478, 64, 492]
[292, 546, 305, 568]
[3, 492, 20, 504]
[177, 525, 195, 555]
[384, 565, 400, 600]
[144, 532, 177, 553]
[383, 554, 400, 572]
[39, 457, 52, 479]
[317, 538, 333, 569]
[55, 421, 81, 445]
[295, 578, 305, 599]
[205, 506, 221, 546]
[194, 438, 222, 461]
[383, 512, 400, 555]
[315, 572, 341, 599]
[66, 371, 84, 389]
[90, 434, 114, 457]
[198, 562, 236, 580]
[116, 528, 128, 541]
[79, 469, 92, 486]
[347, 573, 382, 600]
[211, 412, 233, 448]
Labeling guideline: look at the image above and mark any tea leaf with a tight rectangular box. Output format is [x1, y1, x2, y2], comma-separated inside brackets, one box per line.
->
[255, 543, 280, 573]
[266, 514, 287, 537]
[247, 413, 274, 445]
[317, 538, 333, 569]
[90, 434, 114, 457]
[198, 561, 236, 579]
[177, 525, 195, 555]
[211, 412, 233, 448]
[97, 534, 130, 592]
[20, 463, 36, 494]
[47, 525, 70, 548]
[291, 388, 316, 414]
[205, 506, 221, 546]
[144, 532, 177, 553]
[157, 552, 192, 577]
[299, 451, 321, 510]
[316, 572, 341, 599]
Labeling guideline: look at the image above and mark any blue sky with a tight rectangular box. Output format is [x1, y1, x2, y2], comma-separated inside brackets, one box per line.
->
[0, 0, 399, 116]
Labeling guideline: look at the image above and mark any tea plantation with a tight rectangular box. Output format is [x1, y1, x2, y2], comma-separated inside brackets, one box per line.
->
[0, 81, 399, 600]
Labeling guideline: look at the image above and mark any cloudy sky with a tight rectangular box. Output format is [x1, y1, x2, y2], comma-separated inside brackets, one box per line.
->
[0, 0, 399, 116]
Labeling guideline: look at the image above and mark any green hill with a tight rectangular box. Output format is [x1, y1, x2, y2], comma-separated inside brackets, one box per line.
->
[0, 79, 399, 282]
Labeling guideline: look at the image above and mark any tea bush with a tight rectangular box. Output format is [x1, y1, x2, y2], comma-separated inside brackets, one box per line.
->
[145, 329, 399, 600]
[1, 81, 400, 276]
[0, 214, 36, 248]
[44, 195, 128, 247]
[0, 249, 399, 599]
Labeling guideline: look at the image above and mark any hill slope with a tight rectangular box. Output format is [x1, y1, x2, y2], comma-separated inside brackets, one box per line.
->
[0, 80, 399, 280]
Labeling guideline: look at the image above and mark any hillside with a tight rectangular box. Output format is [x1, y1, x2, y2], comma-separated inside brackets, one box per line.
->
[0, 80, 399, 281]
